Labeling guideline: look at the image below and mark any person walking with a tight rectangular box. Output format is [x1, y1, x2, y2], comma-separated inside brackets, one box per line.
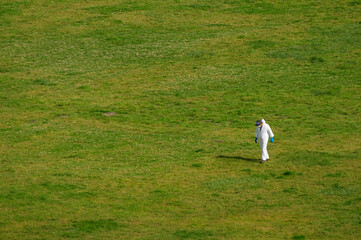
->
[255, 119, 274, 163]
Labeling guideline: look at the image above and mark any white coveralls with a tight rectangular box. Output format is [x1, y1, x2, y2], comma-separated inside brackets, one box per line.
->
[255, 119, 274, 161]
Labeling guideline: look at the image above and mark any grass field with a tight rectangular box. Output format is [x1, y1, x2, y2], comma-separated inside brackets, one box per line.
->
[1, 0, 360, 239]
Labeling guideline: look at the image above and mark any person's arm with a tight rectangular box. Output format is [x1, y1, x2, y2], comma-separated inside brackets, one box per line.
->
[267, 125, 274, 142]
[255, 129, 258, 143]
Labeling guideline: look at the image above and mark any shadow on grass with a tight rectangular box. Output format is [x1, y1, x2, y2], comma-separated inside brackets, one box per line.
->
[217, 155, 260, 162]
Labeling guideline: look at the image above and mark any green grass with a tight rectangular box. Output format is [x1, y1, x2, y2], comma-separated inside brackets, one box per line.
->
[0, 0, 360, 239]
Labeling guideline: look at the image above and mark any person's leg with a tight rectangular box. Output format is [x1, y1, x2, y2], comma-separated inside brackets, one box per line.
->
[260, 140, 268, 161]
[265, 140, 269, 160]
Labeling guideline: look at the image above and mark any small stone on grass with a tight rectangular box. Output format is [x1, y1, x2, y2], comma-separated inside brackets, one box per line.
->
[103, 112, 116, 116]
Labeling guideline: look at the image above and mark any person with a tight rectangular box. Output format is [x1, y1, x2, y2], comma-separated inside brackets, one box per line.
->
[255, 119, 274, 163]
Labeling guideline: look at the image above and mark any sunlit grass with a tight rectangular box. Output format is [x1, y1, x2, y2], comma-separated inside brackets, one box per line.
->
[0, 0, 360, 239]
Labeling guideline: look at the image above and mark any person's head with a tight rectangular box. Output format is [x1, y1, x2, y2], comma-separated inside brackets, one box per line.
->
[256, 119, 265, 127]
[255, 120, 263, 127]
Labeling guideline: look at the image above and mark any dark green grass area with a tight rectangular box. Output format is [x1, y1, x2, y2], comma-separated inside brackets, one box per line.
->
[0, 0, 360, 239]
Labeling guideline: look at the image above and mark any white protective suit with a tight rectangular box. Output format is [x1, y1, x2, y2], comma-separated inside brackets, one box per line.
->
[255, 119, 274, 161]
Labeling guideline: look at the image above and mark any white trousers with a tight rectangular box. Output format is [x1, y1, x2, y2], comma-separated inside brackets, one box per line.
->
[259, 139, 269, 160]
